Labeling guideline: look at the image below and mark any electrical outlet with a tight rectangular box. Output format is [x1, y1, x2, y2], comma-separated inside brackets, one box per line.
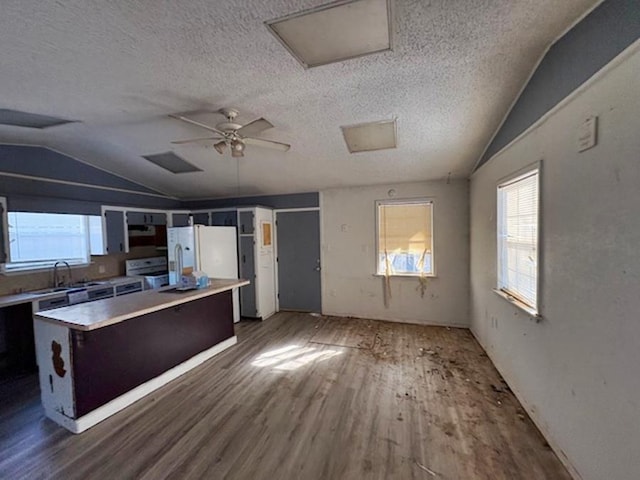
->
[98, 265, 106, 274]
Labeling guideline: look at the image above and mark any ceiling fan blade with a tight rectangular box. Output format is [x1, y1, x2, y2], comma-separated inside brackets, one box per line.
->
[236, 118, 274, 137]
[171, 136, 223, 145]
[169, 114, 227, 136]
[244, 137, 291, 152]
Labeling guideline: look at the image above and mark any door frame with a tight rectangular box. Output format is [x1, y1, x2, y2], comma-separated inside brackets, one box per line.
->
[274, 206, 322, 313]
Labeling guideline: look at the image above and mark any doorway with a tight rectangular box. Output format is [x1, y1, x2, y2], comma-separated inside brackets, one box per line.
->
[276, 210, 321, 313]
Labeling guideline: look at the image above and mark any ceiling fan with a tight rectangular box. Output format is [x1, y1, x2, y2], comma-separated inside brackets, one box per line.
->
[169, 108, 291, 158]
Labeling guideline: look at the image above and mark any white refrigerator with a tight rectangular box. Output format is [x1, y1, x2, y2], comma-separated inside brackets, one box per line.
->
[167, 225, 241, 323]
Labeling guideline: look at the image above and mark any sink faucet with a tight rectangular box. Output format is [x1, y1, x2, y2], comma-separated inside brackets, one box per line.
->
[53, 261, 72, 287]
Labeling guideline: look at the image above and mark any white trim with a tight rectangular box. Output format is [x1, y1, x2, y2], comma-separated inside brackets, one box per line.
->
[493, 289, 541, 320]
[318, 192, 324, 314]
[273, 207, 320, 213]
[274, 212, 280, 312]
[474, 38, 640, 176]
[472, 0, 607, 173]
[0, 170, 174, 200]
[46, 336, 238, 434]
[0, 196, 8, 263]
[468, 329, 581, 479]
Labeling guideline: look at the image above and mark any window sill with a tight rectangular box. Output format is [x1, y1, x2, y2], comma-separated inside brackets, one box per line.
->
[493, 289, 541, 321]
[1, 262, 92, 276]
[373, 273, 437, 279]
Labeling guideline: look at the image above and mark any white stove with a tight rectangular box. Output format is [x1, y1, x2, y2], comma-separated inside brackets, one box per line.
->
[125, 256, 169, 290]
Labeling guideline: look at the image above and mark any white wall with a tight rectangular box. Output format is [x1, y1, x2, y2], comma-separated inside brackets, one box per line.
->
[321, 180, 469, 326]
[470, 44, 640, 480]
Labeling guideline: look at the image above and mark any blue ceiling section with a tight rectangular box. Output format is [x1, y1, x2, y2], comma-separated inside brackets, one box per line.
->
[477, 0, 640, 169]
[0, 145, 163, 195]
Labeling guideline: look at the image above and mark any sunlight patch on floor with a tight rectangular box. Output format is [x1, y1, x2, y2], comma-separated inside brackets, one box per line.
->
[251, 345, 342, 371]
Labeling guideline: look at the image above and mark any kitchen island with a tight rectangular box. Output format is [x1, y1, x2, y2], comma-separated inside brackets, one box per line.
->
[33, 278, 249, 433]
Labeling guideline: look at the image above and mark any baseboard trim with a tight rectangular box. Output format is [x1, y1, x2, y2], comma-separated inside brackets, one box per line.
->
[468, 328, 583, 480]
[321, 310, 470, 329]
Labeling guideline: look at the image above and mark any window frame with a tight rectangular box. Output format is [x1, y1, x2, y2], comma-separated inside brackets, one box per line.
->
[1, 210, 95, 274]
[495, 163, 541, 316]
[374, 198, 435, 278]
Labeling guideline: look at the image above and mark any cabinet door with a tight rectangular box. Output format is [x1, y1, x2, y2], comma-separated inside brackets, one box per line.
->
[0, 201, 7, 262]
[239, 236, 257, 317]
[148, 213, 167, 225]
[105, 210, 126, 254]
[211, 210, 237, 227]
[172, 213, 190, 227]
[192, 212, 209, 226]
[238, 211, 254, 234]
[126, 211, 147, 225]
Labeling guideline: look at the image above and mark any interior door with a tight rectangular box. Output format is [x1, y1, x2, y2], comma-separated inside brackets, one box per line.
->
[276, 210, 321, 313]
[239, 236, 257, 317]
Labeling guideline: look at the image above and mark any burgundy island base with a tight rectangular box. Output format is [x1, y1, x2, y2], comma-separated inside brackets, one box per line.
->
[32, 279, 249, 434]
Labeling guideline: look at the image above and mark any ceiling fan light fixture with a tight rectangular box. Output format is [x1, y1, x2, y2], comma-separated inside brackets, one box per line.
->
[231, 147, 244, 158]
[213, 141, 226, 155]
[231, 139, 245, 153]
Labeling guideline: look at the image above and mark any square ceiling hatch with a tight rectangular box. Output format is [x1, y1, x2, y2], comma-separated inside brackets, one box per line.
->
[341, 119, 397, 153]
[0, 108, 73, 129]
[142, 152, 202, 174]
[266, 0, 392, 68]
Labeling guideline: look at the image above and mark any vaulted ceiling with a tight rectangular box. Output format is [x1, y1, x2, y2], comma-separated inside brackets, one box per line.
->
[0, 0, 600, 199]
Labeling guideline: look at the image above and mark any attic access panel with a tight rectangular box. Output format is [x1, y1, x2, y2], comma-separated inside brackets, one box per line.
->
[0, 108, 73, 129]
[341, 118, 397, 153]
[142, 152, 202, 174]
[266, 0, 392, 68]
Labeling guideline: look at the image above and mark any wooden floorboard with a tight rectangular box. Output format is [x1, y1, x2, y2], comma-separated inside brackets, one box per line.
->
[0, 312, 571, 480]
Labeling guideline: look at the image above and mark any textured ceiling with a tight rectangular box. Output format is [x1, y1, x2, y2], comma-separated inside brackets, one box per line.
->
[0, 0, 600, 199]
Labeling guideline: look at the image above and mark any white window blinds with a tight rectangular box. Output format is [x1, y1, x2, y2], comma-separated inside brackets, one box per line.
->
[497, 170, 539, 309]
[4, 212, 90, 272]
[377, 200, 433, 276]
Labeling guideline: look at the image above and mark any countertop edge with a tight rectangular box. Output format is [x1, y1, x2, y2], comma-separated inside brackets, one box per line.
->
[33, 279, 249, 331]
[0, 276, 145, 308]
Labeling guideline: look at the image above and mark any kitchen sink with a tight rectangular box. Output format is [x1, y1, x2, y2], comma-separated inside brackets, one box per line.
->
[69, 281, 110, 288]
[31, 282, 110, 295]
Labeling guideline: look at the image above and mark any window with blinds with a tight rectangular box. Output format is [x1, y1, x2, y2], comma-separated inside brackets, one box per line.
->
[2, 212, 93, 273]
[497, 169, 539, 310]
[376, 200, 433, 276]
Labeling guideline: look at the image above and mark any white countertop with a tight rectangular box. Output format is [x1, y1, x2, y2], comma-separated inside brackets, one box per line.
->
[33, 279, 249, 331]
[0, 276, 144, 309]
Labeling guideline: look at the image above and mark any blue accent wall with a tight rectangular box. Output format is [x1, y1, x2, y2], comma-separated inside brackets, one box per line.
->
[183, 192, 320, 210]
[478, 0, 640, 168]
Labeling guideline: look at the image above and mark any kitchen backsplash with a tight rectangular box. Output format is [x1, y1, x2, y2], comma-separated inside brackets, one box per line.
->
[0, 246, 160, 296]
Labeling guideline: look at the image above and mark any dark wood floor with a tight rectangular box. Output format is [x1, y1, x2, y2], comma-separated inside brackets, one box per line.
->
[0, 312, 570, 480]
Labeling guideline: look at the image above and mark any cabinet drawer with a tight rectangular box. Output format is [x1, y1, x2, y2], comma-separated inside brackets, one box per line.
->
[38, 296, 69, 311]
[88, 287, 114, 301]
[115, 282, 142, 296]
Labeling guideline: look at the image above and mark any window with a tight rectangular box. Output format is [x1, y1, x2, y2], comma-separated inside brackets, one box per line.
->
[497, 168, 539, 311]
[376, 200, 434, 276]
[3, 212, 97, 273]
